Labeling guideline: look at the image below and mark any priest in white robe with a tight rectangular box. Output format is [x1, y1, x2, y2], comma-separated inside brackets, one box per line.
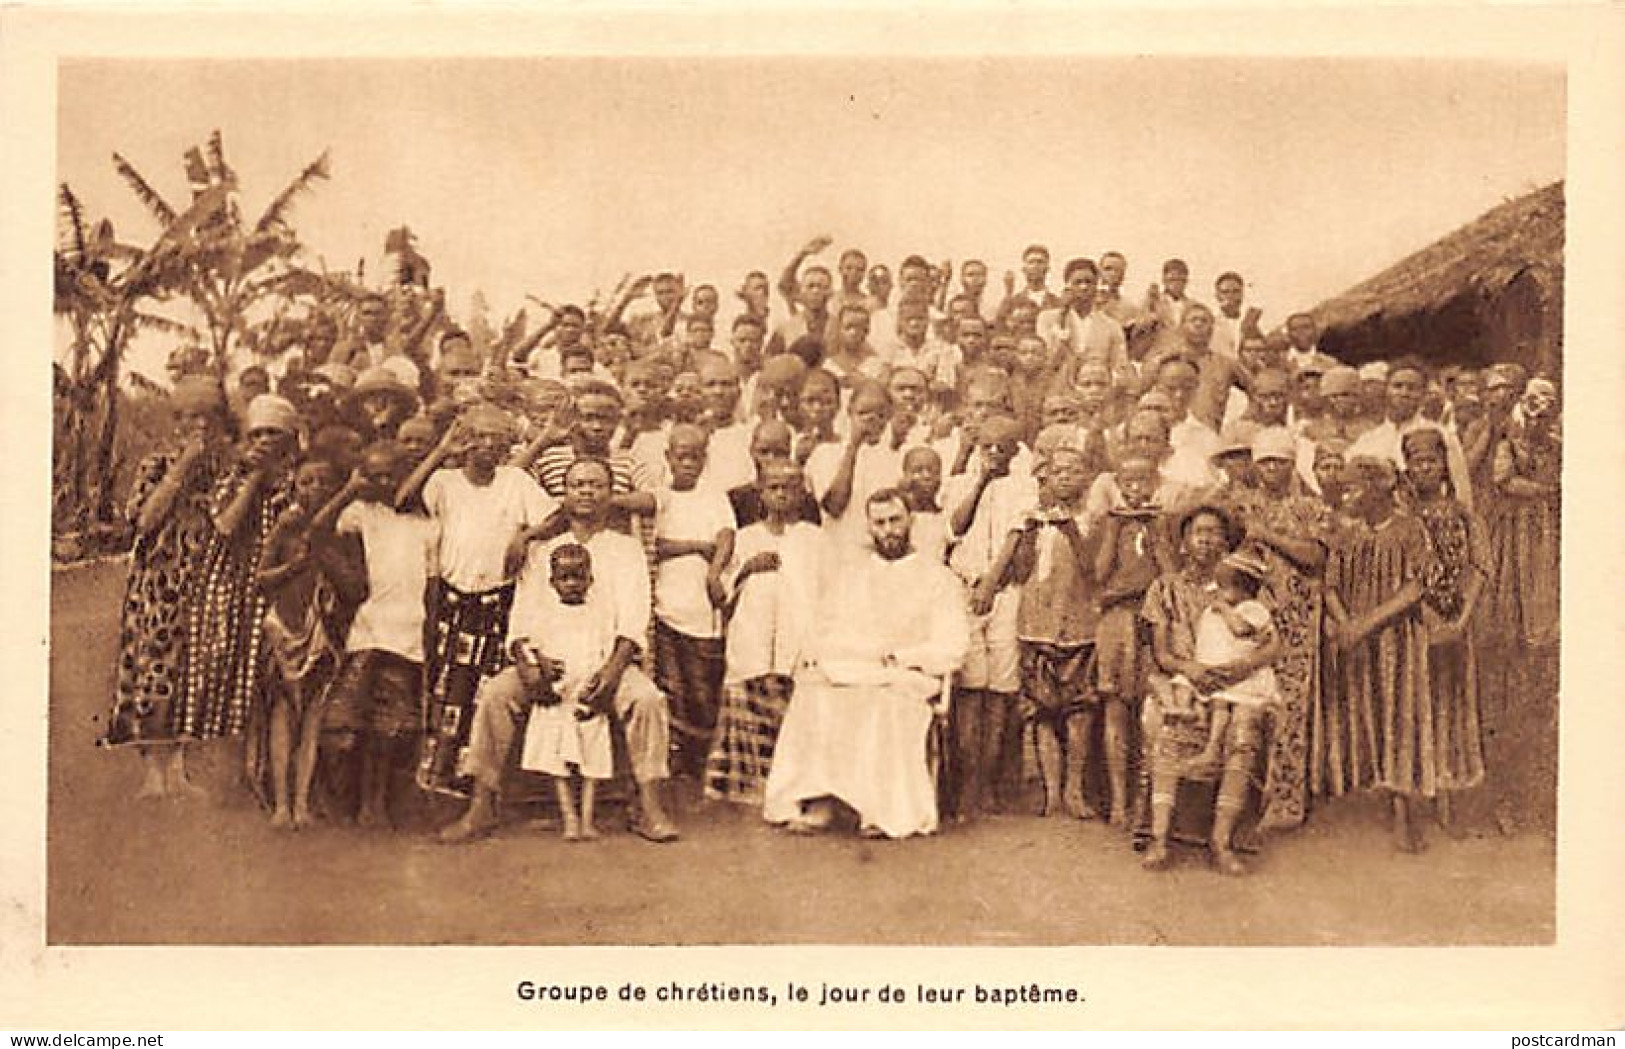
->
[763, 488, 970, 839]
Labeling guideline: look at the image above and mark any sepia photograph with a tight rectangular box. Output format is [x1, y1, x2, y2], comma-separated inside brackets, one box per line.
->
[42, 52, 1566, 948]
[7, 2, 1624, 1033]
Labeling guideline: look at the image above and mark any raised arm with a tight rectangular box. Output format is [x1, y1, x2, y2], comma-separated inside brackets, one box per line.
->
[819, 432, 865, 520]
[396, 420, 462, 509]
[778, 235, 832, 308]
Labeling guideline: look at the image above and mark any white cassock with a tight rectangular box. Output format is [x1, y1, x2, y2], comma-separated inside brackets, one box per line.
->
[763, 550, 970, 838]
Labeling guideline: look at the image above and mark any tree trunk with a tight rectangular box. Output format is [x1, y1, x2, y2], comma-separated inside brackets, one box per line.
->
[89, 317, 127, 525]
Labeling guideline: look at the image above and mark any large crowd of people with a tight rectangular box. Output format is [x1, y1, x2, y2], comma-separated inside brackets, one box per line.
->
[99, 236, 1562, 875]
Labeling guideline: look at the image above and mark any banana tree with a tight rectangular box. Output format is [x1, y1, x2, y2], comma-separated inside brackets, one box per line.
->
[53, 183, 197, 528]
[112, 129, 331, 373]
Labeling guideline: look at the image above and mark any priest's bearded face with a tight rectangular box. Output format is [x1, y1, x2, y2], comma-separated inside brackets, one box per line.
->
[867, 495, 913, 561]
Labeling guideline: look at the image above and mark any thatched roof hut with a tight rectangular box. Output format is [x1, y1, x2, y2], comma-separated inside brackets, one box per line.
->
[1310, 181, 1563, 376]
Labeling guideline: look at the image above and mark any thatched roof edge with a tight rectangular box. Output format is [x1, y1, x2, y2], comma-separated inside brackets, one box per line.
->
[1310, 181, 1564, 335]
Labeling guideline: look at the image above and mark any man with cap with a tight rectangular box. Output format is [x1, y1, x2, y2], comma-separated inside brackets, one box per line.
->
[1357, 361, 1390, 423]
[1303, 365, 1374, 444]
[1288, 352, 1335, 437]
[342, 366, 421, 443]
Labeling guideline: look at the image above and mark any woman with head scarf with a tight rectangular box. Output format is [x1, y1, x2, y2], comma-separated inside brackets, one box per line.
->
[100, 376, 237, 797]
[178, 394, 304, 783]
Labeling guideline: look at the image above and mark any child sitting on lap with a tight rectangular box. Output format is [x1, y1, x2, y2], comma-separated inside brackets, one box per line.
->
[1169, 551, 1281, 777]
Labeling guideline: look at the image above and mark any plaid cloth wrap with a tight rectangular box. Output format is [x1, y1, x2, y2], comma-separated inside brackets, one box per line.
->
[702, 674, 794, 805]
[416, 580, 516, 796]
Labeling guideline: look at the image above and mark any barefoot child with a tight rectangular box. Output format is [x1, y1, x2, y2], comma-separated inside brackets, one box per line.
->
[979, 428, 1101, 819]
[652, 423, 737, 777]
[1091, 456, 1177, 827]
[517, 544, 615, 840]
[255, 455, 346, 828]
[319, 440, 440, 827]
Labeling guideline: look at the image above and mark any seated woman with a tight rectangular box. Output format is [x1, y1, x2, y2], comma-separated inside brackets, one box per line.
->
[1137, 505, 1282, 875]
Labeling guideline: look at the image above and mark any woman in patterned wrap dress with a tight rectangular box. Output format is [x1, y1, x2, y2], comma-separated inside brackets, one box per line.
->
[1239, 427, 1331, 832]
[1400, 427, 1487, 833]
[1324, 455, 1437, 853]
[101, 376, 235, 798]
[178, 395, 301, 771]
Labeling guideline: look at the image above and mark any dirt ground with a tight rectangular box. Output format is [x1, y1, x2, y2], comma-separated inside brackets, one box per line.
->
[47, 559, 1555, 947]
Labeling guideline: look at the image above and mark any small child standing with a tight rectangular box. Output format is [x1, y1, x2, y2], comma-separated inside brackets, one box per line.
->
[652, 423, 737, 778]
[255, 455, 346, 829]
[517, 544, 615, 841]
[1091, 456, 1177, 827]
[320, 440, 440, 828]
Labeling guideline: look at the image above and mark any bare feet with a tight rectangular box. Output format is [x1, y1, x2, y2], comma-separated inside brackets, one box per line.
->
[1107, 809, 1129, 830]
[1063, 790, 1098, 820]
[291, 806, 313, 831]
[270, 808, 294, 830]
[1211, 846, 1247, 876]
[579, 823, 601, 841]
[1141, 840, 1172, 871]
[1039, 792, 1064, 818]
[136, 774, 168, 800]
[562, 814, 582, 842]
[168, 775, 210, 801]
[438, 808, 497, 844]
[632, 783, 680, 843]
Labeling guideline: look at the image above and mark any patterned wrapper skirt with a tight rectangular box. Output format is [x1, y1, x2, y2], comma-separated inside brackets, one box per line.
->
[703, 674, 794, 806]
[416, 581, 515, 797]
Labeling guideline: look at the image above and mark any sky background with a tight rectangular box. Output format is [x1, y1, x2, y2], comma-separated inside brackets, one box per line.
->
[56, 57, 1565, 381]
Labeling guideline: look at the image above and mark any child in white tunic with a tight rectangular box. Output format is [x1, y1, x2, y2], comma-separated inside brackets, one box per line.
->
[1169, 550, 1281, 775]
[518, 543, 615, 841]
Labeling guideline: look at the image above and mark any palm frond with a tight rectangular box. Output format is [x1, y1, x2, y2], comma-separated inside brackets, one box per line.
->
[58, 184, 88, 257]
[131, 311, 200, 339]
[253, 149, 330, 235]
[111, 152, 178, 227]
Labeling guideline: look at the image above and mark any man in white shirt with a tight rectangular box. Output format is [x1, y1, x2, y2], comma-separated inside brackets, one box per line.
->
[440, 457, 681, 844]
[1211, 270, 1264, 361]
